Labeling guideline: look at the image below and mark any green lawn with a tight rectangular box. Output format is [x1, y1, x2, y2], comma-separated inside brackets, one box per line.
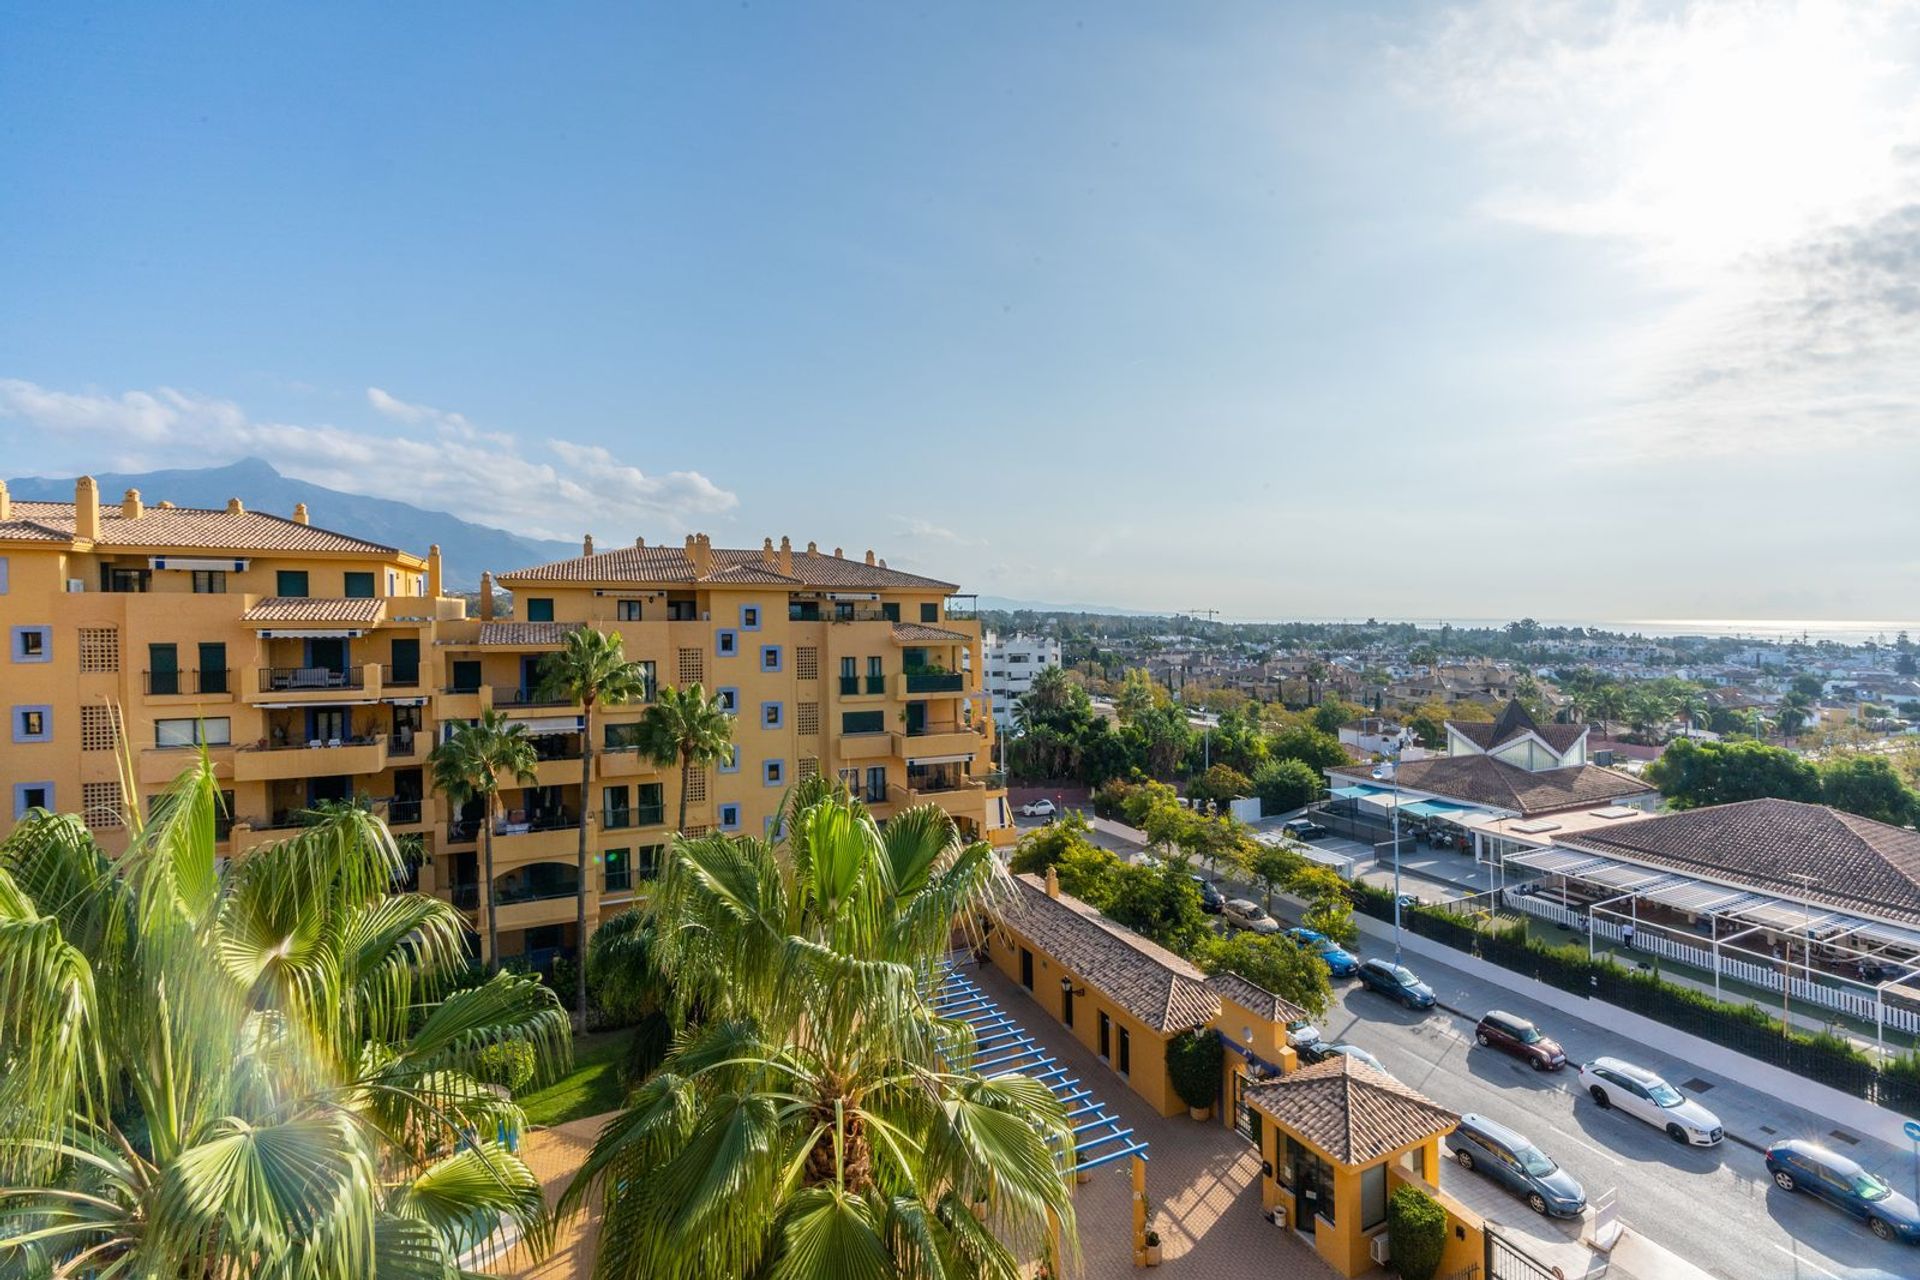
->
[520, 1028, 634, 1127]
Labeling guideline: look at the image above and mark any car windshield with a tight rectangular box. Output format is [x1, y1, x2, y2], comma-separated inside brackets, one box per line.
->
[1391, 966, 1418, 984]
[1516, 1025, 1544, 1044]
[1646, 1081, 1685, 1107]
[1851, 1171, 1892, 1201]
[1514, 1145, 1557, 1177]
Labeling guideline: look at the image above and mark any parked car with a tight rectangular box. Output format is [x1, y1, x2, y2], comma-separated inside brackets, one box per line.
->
[1578, 1057, 1723, 1145]
[1318, 1043, 1389, 1074]
[1189, 875, 1225, 914]
[1765, 1139, 1920, 1244]
[1019, 799, 1056, 818]
[1447, 1114, 1587, 1218]
[1355, 958, 1437, 1009]
[1284, 926, 1359, 978]
[1284, 1018, 1322, 1049]
[1283, 817, 1330, 841]
[1474, 1010, 1568, 1071]
[1222, 898, 1281, 934]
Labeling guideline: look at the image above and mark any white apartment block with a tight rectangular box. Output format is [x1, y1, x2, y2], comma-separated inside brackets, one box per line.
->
[985, 631, 1061, 727]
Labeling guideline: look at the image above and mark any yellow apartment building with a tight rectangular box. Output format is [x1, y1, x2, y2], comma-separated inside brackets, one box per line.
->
[0, 477, 1011, 969]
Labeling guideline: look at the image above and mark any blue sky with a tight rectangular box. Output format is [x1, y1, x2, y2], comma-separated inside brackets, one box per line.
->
[4, 2, 1918, 621]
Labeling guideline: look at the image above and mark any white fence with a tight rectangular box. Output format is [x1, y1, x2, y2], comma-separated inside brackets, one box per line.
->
[1496, 889, 1920, 1036]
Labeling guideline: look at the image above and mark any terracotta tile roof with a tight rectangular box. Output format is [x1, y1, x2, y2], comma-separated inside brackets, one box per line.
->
[1206, 971, 1308, 1026]
[1563, 798, 1920, 925]
[475, 622, 583, 647]
[1244, 1055, 1457, 1165]
[497, 542, 958, 592]
[239, 596, 386, 623]
[1331, 755, 1652, 817]
[1449, 700, 1587, 754]
[1, 501, 408, 557]
[998, 875, 1219, 1033]
[891, 622, 972, 643]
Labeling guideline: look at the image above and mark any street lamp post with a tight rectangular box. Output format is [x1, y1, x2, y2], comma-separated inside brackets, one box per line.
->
[1373, 746, 1404, 963]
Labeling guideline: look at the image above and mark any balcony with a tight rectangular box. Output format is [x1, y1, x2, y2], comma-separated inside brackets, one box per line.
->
[493, 895, 579, 931]
[900, 670, 965, 696]
[247, 664, 383, 705]
[138, 745, 235, 786]
[490, 814, 582, 862]
[448, 882, 480, 910]
[144, 668, 234, 698]
[492, 686, 575, 711]
[894, 721, 985, 761]
[839, 732, 894, 761]
[384, 798, 426, 829]
[530, 754, 586, 787]
[446, 818, 482, 846]
[380, 664, 422, 689]
[234, 734, 387, 783]
[597, 748, 660, 778]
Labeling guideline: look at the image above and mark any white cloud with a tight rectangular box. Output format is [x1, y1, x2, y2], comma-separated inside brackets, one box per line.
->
[0, 378, 739, 540]
[1402, 0, 1920, 460]
[890, 514, 984, 547]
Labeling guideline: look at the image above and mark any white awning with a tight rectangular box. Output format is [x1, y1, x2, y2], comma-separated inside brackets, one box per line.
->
[384, 697, 428, 707]
[151, 556, 249, 571]
[907, 753, 976, 766]
[518, 716, 584, 736]
[257, 629, 366, 639]
[256, 699, 377, 709]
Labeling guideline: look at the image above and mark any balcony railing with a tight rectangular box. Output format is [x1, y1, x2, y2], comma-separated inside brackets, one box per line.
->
[447, 819, 481, 844]
[259, 666, 363, 693]
[866, 674, 887, 694]
[905, 719, 982, 738]
[636, 804, 666, 827]
[386, 799, 423, 825]
[838, 675, 860, 696]
[904, 671, 964, 694]
[494, 881, 579, 906]
[449, 883, 479, 909]
[442, 683, 483, 695]
[602, 867, 634, 893]
[495, 810, 579, 836]
[493, 686, 574, 709]
[145, 668, 232, 695]
[603, 808, 635, 830]
[381, 664, 422, 688]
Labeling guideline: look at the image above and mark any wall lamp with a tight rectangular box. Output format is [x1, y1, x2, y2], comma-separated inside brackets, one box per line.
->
[1059, 977, 1086, 996]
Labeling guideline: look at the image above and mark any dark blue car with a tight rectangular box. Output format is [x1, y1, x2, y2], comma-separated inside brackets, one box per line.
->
[1356, 958, 1436, 1009]
[1284, 927, 1359, 978]
[1766, 1139, 1920, 1244]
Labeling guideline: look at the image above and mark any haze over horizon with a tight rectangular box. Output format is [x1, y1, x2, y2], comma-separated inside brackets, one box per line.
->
[4, 2, 1917, 622]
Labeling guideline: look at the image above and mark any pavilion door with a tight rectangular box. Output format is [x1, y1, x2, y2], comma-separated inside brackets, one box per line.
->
[307, 638, 346, 673]
[1019, 948, 1033, 990]
[1098, 1011, 1111, 1061]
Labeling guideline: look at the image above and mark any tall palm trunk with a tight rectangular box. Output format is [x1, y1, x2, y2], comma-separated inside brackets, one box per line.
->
[678, 747, 692, 832]
[483, 789, 501, 971]
[576, 698, 594, 1022]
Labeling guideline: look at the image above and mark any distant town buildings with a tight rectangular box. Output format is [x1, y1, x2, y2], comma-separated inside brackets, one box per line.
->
[985, 631, 1061, 727]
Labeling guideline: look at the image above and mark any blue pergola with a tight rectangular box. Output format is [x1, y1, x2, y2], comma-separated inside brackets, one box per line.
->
[931, 961, 1150, 1174]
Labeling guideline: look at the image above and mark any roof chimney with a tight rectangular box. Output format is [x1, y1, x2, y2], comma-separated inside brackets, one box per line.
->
[0, 479, 11, 522]
[290, 501, 308, 525]
[1045, 866, 1061, 899]
[687, 533, 713, 576]
[427, 544, 444, 598]
[635, 535, 645, 548]
[74, 476, 100, 541]
[778, 535, 793, 576]
[157, 500, 175, 509]
[583, 533, 594, 556]
[762, 536, 775, 563]
[120, 488, 143, 520]
[807, 541, 819, 556]
[833, 546, 844, 558]
[226, 497, 244, 515]
[478, 571, 495, 620]
[864, 549, 876, 566]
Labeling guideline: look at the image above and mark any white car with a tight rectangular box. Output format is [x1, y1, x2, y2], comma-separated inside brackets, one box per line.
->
[1222, 898, 1281, 935]
[1285, 1018, 1322, 1049]
[1019, 799, 1056, 818]
[1578, 1057, 1723, 1146]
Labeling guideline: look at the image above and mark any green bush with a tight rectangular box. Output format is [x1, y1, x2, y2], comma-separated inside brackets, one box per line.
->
[474, 1039, 538, 1094]
[1164, 1029, 1224, 1111]
[1386, 1183, 1446, 1280]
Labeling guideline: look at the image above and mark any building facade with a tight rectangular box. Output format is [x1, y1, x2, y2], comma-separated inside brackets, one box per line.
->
[983, 631, 1060, 728]
[1, 477, 1011, 969]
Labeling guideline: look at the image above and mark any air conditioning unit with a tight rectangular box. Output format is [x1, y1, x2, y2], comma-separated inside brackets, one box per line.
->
[66, 578, 86, 593]
[1368, 1233, 1391, 1265]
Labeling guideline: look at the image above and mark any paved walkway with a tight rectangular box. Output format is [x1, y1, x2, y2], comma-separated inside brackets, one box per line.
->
[488, 1113, 608, 1279]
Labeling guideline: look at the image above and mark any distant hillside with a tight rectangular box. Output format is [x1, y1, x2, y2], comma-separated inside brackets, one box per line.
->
[6, 457, 577, 588]
[978, 595, 1163, 617]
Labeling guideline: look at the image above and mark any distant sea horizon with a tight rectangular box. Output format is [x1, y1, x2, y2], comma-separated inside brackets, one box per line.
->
[1277, 618, 1920, 646]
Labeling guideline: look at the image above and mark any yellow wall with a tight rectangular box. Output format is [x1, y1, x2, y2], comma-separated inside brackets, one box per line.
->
[1255, 1124, 1459, 1279]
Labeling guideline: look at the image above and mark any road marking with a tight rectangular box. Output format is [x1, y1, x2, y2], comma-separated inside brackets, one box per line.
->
[1544, 1124, 1624, 1168]
[1764, 1241, 1846, 1280]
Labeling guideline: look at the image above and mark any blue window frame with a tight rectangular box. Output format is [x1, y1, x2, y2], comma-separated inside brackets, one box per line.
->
[11, 626, 51, 663]
[719, 803, 742, 831]
[760, 644, 783, 673]
[715, 629, 739, 657]
[12, 705, 51, 743]
[763, 759, 786, 787]
[0, 556, 9, 593]
[718, 743, 741, 774]
[761, 701, 784, 729]
[739, 603, 762, 631]
[12, 781, 53, 820]
[716, 687, 739, 715]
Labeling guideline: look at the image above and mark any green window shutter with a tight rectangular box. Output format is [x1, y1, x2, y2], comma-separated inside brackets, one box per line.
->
[276, 570, 309, 597]
[343, 572, 375, 599]
[527, 598, 554, 622]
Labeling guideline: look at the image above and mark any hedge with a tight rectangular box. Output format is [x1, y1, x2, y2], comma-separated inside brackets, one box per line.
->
[1386, 1183, 1445, 1280]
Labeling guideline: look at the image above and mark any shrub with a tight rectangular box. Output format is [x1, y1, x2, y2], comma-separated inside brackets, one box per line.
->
[1165, 1029, 1224, 1111]
[1252, 757, 1321, 814]
[1386, 1183, 1446, 1280]
[474, 1038, 538, 1094]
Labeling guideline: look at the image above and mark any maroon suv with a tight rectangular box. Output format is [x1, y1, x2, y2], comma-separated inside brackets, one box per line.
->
[1474, 1010, 1567, 1071]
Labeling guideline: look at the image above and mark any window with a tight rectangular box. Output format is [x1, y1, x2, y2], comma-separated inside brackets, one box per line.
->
[760, 645, 782, 673]
[716, 687, 738, 714]
[155, 717, 230, 748]
[864, 766, 887, 804]
[866, 656, 885, 694]
[13, 706, 50, 743]
[149, 643, 180, 695]
[1097, 1010, 1110, 1056]
[764, 759, 785, 786]
[761, 701, 783, 729]
[450, 660, 482, 693]
[716, 629, 738, 657]
[1021, 948, 1034, 990]
[81, 781, 124, 830]
[637, 843, 664, 880]
[1360, 1163, 1387, 1230]
[604, 721, 643, 751]
[12, 627, 51, 663]
[636, 783, 666, 826]
[881, 602, 900, 623]
[343, 572, 376, 599]
[796, 702, 820, 736]
[921, 602, 938, 623]
[678, 648, 704, 684]
[718, 743, 740, 774]
[1063, 985, 1074, 1027]
[616, 598, 643, 621]
[13, 783, 52, 820]
[839, 656, 858, 695]
[603, 785, 632, 829]
[795, 646, 818, 680]
[102, 566, 151, 593]
[841, 710, 884, 735]
[80, 706, 120, 752]
[740, 604, 760, 630]
[77, 628, 119, 672]
[719, 803, 741, 831]
[276, 570, 309, 597]
[603, 848, 632, 893]
[191, 569, 227, 593]
[0, 556, 7, 593]
[525, 597, 555, 622]
[1118, 1027, 1131, 1076]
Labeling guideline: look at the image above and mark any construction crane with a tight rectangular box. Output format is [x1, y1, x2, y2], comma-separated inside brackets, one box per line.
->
[1186, 608, 1220, 622]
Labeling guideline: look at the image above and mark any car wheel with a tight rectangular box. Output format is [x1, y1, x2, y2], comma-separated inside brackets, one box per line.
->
[1475, 1031, 1491, 1047]
[1589, 1086, 1610, 1108]
[1527, 1192, 1549, 1216]
[1665, 1124, 1689, 1144]
[1456, 1150, 1475, 1172]
[1772, 1170, 1796, 1192]
[1531, 1056, 1550, 1071]
[1869, 1217, 1895, 1242]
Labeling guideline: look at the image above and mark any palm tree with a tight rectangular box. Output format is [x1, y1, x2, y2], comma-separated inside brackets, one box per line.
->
[638, 681, 734, 833]
[1590, 684, 1628, 738]
[561, 780, 1077, 1278]
[535, 628, 653, 1021]
[0, 757, 570, 1278]
[430, 708, 538, 970]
